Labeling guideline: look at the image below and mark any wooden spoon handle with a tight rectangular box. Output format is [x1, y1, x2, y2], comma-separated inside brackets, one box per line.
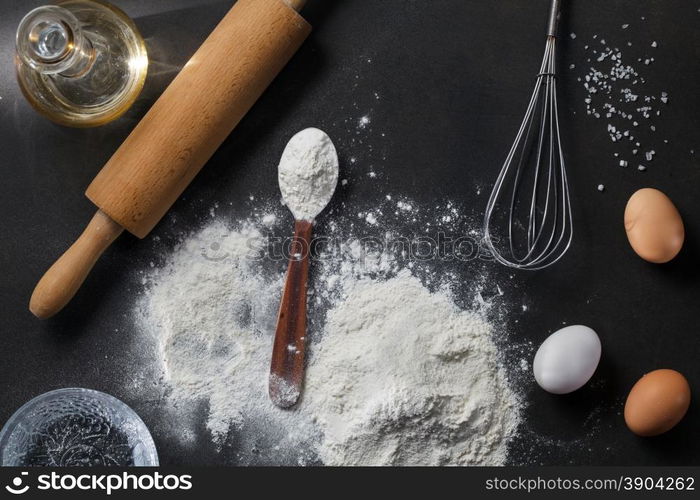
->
[29, 210, 124, 319]
[269, 219, 313, 408]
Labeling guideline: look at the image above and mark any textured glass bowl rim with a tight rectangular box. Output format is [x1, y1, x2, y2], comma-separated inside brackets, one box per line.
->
[0, 388, 158, 466]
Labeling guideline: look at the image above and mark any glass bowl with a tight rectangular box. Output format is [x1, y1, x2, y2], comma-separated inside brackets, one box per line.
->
[0, 388, 158, 466]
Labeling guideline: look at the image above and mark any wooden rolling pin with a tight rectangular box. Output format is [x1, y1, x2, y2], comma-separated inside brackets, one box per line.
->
[30, 0, 311, 319]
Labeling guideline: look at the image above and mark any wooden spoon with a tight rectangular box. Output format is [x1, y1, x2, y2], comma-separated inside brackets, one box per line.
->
[269, 128, 338, 408]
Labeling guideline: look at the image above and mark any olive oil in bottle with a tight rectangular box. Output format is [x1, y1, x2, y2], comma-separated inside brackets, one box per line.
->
[15, 0, 148, 127]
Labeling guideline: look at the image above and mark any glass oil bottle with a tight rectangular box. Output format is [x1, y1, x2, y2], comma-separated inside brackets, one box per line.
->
[15, 0, 148, 127]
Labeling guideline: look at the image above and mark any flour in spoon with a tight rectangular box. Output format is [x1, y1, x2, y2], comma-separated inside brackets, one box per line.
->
[278, 128, 339, 221]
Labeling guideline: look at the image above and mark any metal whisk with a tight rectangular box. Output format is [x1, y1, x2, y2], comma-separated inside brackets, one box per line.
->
[483, 0, 572, 270]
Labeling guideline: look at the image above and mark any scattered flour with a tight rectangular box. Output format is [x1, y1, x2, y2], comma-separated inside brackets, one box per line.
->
[135, 213, 522, 466]
[138, 223, 286, 442]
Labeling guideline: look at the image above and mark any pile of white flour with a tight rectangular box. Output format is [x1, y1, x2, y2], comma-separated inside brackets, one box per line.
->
[305, 272, 519, 465]
[135, 215, 521, 465]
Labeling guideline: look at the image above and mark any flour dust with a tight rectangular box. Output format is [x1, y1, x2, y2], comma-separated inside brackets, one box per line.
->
[132, 196, 524, 466]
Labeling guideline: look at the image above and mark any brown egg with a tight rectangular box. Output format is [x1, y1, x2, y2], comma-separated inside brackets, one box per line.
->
[624, 369, 691, 437]
[624, 188, 684, 263]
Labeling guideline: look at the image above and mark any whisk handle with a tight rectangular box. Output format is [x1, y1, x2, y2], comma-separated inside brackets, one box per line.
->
[547, 0, 561, 37]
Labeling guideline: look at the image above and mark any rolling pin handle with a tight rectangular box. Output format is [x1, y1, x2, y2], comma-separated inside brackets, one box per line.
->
[285, 0, 307, 12]
[29, 210, 124, 319]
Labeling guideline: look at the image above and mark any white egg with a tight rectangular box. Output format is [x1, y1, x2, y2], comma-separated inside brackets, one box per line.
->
[533, 325, 601, 394]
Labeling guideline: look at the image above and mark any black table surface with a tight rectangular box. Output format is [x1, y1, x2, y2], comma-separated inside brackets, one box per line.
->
[1, 0, 698, 466]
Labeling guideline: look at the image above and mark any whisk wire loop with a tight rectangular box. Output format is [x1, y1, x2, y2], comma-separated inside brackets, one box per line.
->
[483, 27, 572, 270]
